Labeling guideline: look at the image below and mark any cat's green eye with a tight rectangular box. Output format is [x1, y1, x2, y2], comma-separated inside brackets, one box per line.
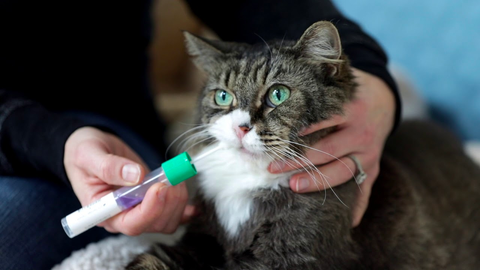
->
[214, 90, 234, 106]
[266, 85, 291, 107]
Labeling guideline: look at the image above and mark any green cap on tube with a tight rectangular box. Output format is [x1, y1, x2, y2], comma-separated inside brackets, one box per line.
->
[161, 152, 197, 186]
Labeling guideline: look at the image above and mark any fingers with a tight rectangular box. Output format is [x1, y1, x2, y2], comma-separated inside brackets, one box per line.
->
[289, 156, 358, 193]
[269, 128, 361, 174]
[76, 140, 147, 186]
[180, 205, 198, 224]
[289, 154, 380, 228]
[66, 127, 191, 235]
[269, 115, 346, 174]
[299, 115, 346, 136]
[291, 152, 377, 191]
[161, 183, 190, 233]
[103, 182, 189, 236]
[304, 126, 372, 164]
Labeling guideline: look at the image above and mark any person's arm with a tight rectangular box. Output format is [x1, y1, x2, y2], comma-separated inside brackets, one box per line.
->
[0, 90, 88, 183]
[0, 0, 194, 236]
[0, 90, 194, 235]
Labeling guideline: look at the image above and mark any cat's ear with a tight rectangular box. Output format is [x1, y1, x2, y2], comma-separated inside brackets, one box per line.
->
[294, 21, 342, 76]
[183, 31, 225, 72]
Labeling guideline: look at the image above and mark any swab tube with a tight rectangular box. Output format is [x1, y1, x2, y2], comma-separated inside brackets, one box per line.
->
[61, 146, 220, 238]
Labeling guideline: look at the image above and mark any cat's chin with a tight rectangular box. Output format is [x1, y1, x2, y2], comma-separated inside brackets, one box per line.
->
[239, 146, 255, 156]
[237, 146, 267, 161]
[216, 146, 268, 168]
[204, 142, 271, 169]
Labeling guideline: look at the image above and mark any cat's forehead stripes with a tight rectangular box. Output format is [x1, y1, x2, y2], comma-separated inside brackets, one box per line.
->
[218, 56, 272, 111]
[230, 58, 249, 89]
[224, 69, 236, 90]
[249, 57, 270, 86]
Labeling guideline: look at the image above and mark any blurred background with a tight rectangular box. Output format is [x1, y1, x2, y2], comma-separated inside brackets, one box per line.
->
[150, 0, 480, 143]
[334, 0, 480, 141]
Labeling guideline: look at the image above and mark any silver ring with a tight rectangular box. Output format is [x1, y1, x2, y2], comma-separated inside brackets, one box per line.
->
[348, 155, 367, 184]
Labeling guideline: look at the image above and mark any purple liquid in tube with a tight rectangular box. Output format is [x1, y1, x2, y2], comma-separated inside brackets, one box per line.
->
[117, 196, 144, 209]
[113, 167, 167, 210]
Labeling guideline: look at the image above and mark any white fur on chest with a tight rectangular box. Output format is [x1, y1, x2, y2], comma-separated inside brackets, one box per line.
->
[195, 145, 290, 238]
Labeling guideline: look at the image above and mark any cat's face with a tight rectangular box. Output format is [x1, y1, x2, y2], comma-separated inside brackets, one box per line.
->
[184, 22, 355, 164]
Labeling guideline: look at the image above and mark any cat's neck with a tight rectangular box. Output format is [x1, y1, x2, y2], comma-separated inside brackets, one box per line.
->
[195, 144, 292, 237]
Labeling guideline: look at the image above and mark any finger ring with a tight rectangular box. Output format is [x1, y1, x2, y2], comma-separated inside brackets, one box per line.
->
[348, 155, 367, 184]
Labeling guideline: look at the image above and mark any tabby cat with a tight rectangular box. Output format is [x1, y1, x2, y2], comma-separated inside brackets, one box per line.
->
[127, 21, 480, 269]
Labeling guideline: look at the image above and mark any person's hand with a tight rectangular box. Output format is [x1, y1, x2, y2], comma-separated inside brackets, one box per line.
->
[64, 127, 195, 235]
[268, 68, 396, 227]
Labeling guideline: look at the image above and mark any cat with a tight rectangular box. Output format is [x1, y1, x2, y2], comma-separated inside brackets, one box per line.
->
[127, 21, 480, 269]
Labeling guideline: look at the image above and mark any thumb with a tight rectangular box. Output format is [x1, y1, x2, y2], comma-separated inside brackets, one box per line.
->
[98, 154, 145, 186]
[83, 145, 146, 186]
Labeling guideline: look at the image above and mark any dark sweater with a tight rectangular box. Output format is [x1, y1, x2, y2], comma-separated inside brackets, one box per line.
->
[0, 0, 400, 184]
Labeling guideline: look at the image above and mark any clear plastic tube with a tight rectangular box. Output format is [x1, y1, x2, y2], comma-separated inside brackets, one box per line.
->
[114, 166, 169, 209]
[61, 146, 220, 238]
[61, 167, 170, 238]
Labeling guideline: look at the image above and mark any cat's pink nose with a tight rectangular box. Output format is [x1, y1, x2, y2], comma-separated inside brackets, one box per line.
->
[235, 124, 252, 139]
[239, 126, 251, 133]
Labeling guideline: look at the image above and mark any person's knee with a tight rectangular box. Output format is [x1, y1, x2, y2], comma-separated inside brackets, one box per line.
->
[0, 176, 112, 269]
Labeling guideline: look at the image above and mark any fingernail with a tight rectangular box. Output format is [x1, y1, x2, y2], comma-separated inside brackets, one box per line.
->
[184, 206, 196, 217]
[296, 177, 310, 192]
[269, 161, 286, 173]
[122, 164, 140, 183]
[158, 186, 168, 202]
[298, 127, 307, 136]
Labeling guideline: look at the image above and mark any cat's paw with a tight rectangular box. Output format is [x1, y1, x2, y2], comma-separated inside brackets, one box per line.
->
[125, 253, 170, 270]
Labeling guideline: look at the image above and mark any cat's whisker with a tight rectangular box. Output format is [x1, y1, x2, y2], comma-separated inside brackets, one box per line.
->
[269, 142, 345, 207]
[175, 125, 224, 152]
[271, 151, 326, 205]
[262, 150, 278, 166]
[177, 122, 213, 127]
[278, 146, 329, 205]
[281, 144, 349, 207]
[283, 147, 348, 207]
[176, 130, 212, 155]
[177, 129, 209, 146]
[254, 33, 273, 60]
[181, 136, 216, 154]
[268, 149, 319, 190]
[278, 138, 358, 184]
[267, 147, 296, 170]
[265, 141, 330, 191]
[182, 129, 219, 148]
[268, 146, 321, 199]
[165, 124, 211, 158]
[200, 139, 222, 154]
[266, 145, 291, 164]
[276, 33, 287, 60]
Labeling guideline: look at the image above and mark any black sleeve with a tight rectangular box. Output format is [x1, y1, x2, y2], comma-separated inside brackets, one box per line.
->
[0, 90, 89, 184]
[0, 0, 156, 184]
[184, 0, 402, 131]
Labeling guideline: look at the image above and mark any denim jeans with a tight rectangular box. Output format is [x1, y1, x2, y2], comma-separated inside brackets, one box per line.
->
[0, 113, 163, 270]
